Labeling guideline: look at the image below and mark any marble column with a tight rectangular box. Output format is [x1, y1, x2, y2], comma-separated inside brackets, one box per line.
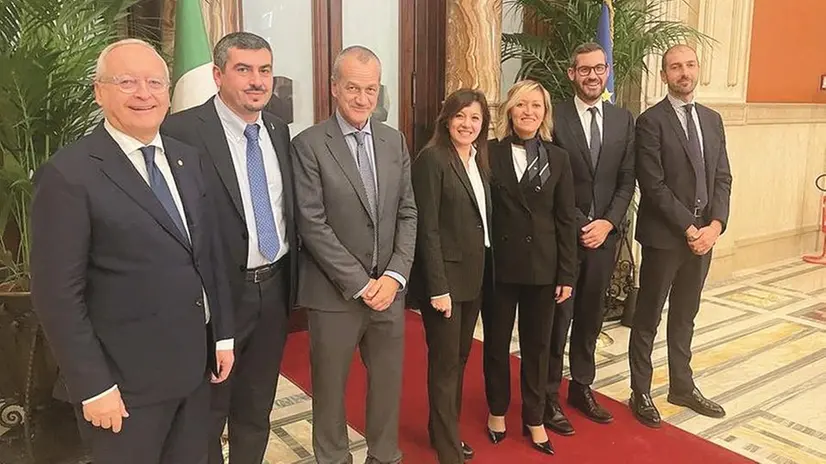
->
[445, 0, 503, 106]
[161, 0, 242, 58]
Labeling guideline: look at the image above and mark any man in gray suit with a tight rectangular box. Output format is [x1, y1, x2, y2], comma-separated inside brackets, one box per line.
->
[291, 46, 417, 464]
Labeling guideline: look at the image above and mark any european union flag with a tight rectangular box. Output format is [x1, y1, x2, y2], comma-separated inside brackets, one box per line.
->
[596, 0, 615, 103]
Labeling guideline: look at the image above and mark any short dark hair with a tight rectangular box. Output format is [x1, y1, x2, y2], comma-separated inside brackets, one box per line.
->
[569, 42, 606, 68]
[213, 32, 272, 71]
[425, 88, 491, 176]
[661, 44, 697, 71]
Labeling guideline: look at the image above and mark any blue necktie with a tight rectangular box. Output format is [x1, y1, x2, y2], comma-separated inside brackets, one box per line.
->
[140, 146, 189, 242]
[244, 124, 280, 262]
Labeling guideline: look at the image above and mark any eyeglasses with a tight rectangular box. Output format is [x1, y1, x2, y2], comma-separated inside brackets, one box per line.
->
[97, 75, 169, 94]
[575, 64, 608, 77]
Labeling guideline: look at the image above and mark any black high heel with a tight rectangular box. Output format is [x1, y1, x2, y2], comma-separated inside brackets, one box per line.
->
[487, 426, 507, 444]
[522, 425, 554, 455]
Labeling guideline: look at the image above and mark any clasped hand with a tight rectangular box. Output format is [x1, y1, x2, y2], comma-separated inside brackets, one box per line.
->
[362, 275, 399, 311]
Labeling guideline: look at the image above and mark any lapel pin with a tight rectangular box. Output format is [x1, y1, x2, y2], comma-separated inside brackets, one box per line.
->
[177, 159, 184, 167]
[269, 122, 275, 131]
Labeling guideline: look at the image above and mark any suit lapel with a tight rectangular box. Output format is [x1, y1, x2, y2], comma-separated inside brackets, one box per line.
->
[324, 118, 374, 218]
[163, 139, 200, 252]
[495, 140, 530, 212]
[371, 121, 392, 217]
[263, 113, 295, 227]
[91, 126, 191, 250]
[562, 100, 594, 177]
[661, 99, 704, 175]
[448, 148, 481, 219]
[198, 101, 245, 222]
[696, 104, 718, 192]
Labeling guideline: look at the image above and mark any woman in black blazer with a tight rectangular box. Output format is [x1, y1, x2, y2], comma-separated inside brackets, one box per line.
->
[482, 79, 578, 455]
[409, 88, 492, 464]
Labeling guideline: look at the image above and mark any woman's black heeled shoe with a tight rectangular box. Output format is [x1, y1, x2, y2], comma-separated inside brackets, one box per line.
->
[522, 425, 555, 455]
[487, 427, 507, 444]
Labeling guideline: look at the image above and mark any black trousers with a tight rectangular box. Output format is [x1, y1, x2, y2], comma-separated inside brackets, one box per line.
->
[421, 294, 482, 464]
[629, 245, 711, 395]
[75, 379, 210, 464]
[208, 262, 290, 464]
[482, 282, 557, 426]
[547, 240, 617, 398]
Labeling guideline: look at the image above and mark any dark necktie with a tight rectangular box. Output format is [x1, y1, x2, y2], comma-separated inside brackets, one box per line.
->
[352, 131, 378, 272]
[588, 106, 601, 169]
[140, 146, 189, 242]
[244, 124, 280, 262]
[684, 104, 708, 212]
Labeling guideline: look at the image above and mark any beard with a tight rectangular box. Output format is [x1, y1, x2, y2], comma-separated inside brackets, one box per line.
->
[576, 78, 605, 101]
[668, 77, 697, 96]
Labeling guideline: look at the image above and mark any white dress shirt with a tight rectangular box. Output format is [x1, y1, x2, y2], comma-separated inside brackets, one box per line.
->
[214, 95, 289, 267]
[667, 93, 704, 159]
[574, 95, 604, 147]
[512, 144, 529, 180]
[84, 122, 233, 405]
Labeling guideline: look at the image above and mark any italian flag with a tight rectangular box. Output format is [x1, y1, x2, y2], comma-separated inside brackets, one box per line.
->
[171, 0, 217, 113]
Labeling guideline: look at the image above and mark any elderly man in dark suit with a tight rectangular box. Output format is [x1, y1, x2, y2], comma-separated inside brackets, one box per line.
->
[629, 44, 732, 428]
[291, 45, 417, 464]
[30, 39, 234, 464]
[162, 32, 297, 464]
[545, 42, 636, 435]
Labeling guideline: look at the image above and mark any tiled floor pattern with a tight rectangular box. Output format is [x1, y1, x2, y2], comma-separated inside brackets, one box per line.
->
[252, 259, 826, 464]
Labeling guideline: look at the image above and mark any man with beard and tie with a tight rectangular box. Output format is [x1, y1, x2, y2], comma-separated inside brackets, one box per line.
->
[544, 42, 635, 436]
[162, 32, 297, 463]
[628, 44, 732, 428]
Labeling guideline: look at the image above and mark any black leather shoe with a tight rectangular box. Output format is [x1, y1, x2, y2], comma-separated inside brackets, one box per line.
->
[522, 425, 554, 455]
[568, 383, 613, 424]
[667, 388, 726, 418]
[461, 441, 474, 460]
[486, 427, 507, 444]
[543, 401, 575, 436]
[629, 392, 661, 428]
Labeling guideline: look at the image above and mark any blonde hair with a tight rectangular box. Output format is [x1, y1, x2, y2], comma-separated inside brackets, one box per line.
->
[494, 79, 554, 142]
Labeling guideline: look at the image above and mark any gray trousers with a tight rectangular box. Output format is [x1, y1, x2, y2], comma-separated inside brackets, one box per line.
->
[308, 300, 405, 464]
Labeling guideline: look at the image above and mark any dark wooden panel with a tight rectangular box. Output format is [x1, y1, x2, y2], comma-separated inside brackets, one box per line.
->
[411, 0, 446, 157]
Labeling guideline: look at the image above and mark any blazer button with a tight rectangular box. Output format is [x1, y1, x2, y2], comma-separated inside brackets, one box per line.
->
[477, 223, 482, 229]
[526, 235, 533, 243]
[195, 299, 203, 307]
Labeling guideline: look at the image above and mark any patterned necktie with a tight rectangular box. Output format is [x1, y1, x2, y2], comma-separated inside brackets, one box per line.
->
[352, 131, 378, 272]
[140, 146, 188, 242]
[520, 136, 550, 192]
[588, 106, 601, 169]
[244, 124, 280, 262]
[683, 104, 708, 212]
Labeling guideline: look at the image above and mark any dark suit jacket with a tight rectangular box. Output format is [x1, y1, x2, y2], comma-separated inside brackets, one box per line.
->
[291, 116, 417, 312]
[488, 138, 578, 287]
[30, 125, 232, 407]
[552, 99, 636, 233]
[635, 98, 733, 249]
[161, 97, 297, 310]
[409, 144, 492, 305]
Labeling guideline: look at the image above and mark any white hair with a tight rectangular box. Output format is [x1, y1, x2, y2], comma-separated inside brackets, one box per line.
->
[94, 38, 169, 81]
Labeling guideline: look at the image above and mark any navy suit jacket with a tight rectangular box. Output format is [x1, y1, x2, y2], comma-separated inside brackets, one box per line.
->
[30, 124, 233, 407]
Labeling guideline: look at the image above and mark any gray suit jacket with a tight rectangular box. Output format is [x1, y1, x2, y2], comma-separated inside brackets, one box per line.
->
[291, 116, 417, 312]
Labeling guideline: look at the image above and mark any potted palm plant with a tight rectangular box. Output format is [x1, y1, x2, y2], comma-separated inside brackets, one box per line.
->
[0, 0, 133, 461]
[501, 0, 711, 323]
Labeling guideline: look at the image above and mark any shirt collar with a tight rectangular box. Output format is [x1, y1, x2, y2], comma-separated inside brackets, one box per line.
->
[574, 95, 603, 117]
[214, 94, 263, 141]
[104, 119, 164, 156]
[667, 92, 696, 110]
[335, 109, 372, 138]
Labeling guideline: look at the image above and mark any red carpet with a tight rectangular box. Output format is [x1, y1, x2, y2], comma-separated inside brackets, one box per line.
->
[281, 310, 754, 463]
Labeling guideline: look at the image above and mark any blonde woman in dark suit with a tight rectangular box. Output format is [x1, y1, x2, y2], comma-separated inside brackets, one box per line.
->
[482, 79, 578, 456]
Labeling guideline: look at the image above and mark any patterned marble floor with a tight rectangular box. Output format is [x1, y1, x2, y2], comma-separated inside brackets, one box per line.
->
[252, 259, 826, 464]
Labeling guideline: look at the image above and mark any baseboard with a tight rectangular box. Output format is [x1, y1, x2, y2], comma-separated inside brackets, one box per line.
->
[709, 225, 821, 280]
